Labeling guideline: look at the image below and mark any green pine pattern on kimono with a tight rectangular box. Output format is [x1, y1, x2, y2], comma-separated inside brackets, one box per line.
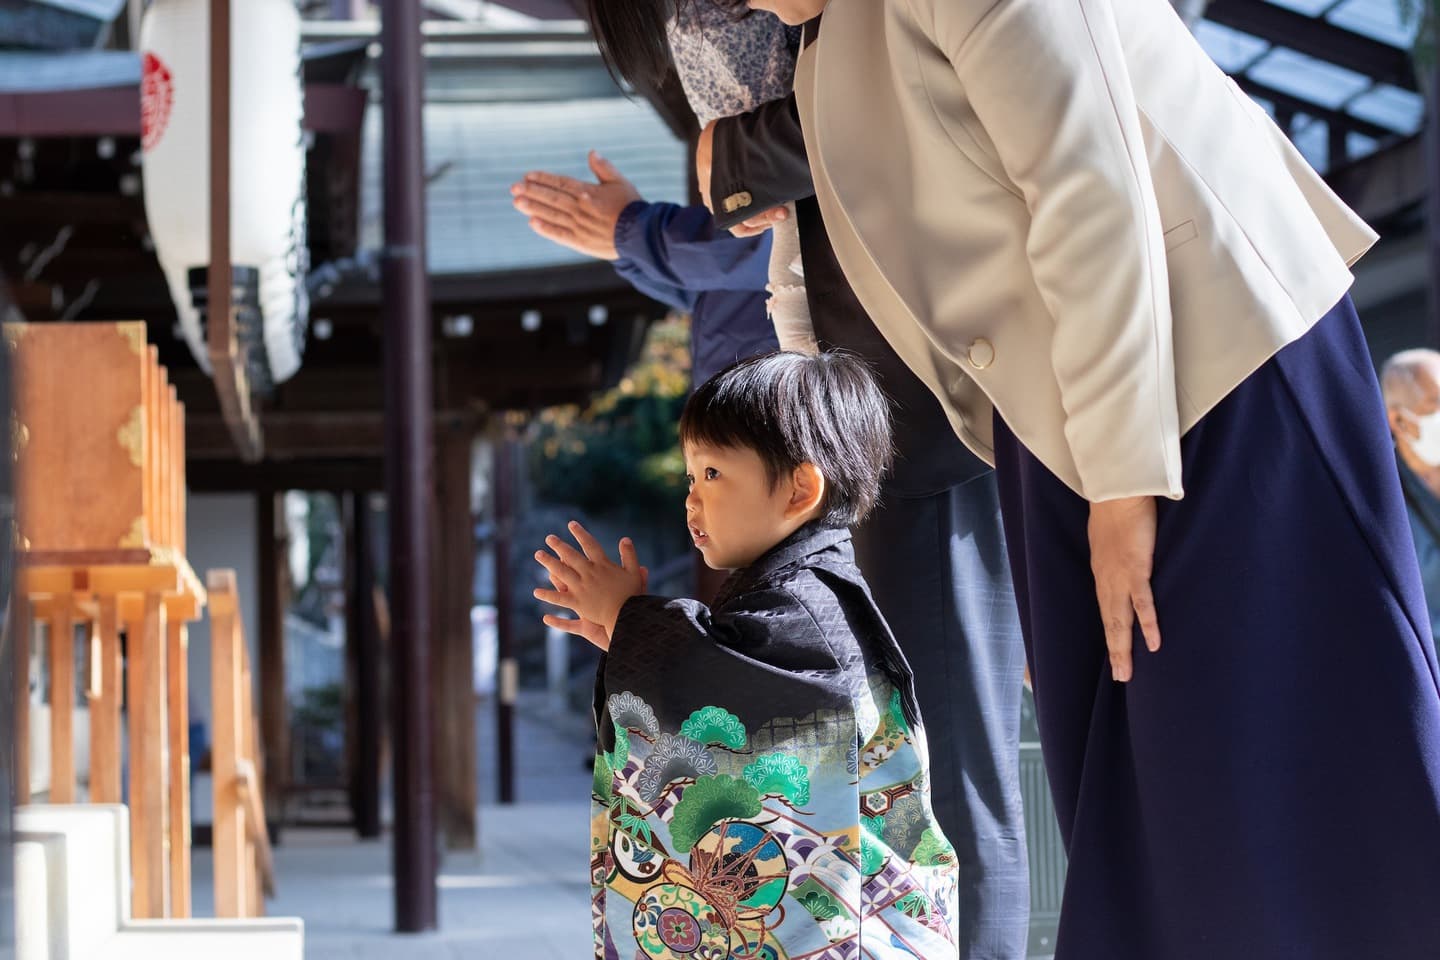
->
[590, 681, 958, 960]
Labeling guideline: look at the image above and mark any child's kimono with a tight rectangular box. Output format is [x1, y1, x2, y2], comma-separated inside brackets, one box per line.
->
[591, 523, 958, 960]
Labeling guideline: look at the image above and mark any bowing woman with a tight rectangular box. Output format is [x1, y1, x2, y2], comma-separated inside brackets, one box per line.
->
[587, 0, 1440, 957]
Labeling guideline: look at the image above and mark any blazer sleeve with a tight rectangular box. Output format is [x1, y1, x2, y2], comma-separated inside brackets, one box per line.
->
[930, 0, 1183, 501]
[709, 94, 816, 231]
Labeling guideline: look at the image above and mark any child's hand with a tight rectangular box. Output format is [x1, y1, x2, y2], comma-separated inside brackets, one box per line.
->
[533, 522, 648, 650]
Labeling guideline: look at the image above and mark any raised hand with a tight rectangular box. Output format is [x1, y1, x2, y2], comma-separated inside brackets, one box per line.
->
[533, 521, 648, 651]
[510, 151, 642, 261]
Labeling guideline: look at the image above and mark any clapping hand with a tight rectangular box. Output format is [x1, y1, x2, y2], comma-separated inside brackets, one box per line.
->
[533, 521, 649, 652]
[510, 151, 641, 261]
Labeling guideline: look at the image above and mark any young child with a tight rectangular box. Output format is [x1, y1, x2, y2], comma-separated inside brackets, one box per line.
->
[534, 352, 959, 960]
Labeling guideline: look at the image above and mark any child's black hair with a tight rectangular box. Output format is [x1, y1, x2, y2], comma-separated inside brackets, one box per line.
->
[679, 351, 895, 527]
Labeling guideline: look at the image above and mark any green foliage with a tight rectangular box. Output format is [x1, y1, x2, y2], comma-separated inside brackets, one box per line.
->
[528, 317, 692, 516]
[679, 706, 749, 750]
[667, 775, 763, 853]
[743, 753, 811, 807]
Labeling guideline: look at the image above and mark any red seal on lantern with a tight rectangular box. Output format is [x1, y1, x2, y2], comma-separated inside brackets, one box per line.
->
[141, 52, 174, 152]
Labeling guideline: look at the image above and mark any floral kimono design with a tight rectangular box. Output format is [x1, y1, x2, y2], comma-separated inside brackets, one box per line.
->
[590, 524, 959, 960]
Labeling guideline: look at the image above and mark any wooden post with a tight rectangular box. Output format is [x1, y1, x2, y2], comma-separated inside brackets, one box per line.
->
[494, 435, 517, 806]
[127, 593, 169, 918]
[13, 598, 31, 805]
[381, 0, 438, 929]
[434, 428, 477, 850]
[350, 493, 382, 839]
[88, 595, 123, 803]
[166, 618, 192, 918]
[257, 492, 288, 839]
[48, 593, 75, 804]
[210, 572, 247, 918]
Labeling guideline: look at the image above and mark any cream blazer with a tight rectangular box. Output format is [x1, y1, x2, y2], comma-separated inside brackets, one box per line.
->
[795, 0, 1379, 501]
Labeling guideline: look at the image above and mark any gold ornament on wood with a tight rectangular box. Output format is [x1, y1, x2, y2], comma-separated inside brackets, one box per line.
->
[117, 323, 147, 356]
[117, 407, 144, 468]
[119, 516, 146, 549]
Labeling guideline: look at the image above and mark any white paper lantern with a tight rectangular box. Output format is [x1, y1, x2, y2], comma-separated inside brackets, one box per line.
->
[140, 0, 309, 391]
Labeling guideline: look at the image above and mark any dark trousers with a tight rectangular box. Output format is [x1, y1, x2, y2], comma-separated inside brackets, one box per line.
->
[854, 474, 1030, 960]
[994, 297, 1440, 959]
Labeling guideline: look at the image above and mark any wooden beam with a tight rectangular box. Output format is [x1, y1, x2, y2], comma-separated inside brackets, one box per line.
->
[208, 0, 264, 463]
[127, 593, 170, 919]
[349, 492, 383, 838]
[1206, 0, 1418, 91]
[48, 593, 75, 804]
[209, 571, 248, 918]
[88, 595, 124, 804]
[258, 493, 289, 838]
[13, 599, 32, 805]
[1233, 76, 1404, 141]
[433, 426, 477, 850]
[167, 619, 193, 918]
[188, 457, 387, 493]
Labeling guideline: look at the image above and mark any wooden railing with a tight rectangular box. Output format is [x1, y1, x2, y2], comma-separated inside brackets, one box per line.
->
[207, 569, 276, 917]
[7, 322, 274, 922]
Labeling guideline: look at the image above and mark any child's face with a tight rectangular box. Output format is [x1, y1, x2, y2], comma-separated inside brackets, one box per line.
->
[683, 441, 804, 571]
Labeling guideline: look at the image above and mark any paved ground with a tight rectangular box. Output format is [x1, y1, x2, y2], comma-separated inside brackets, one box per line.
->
[192, 693, 596, 959]
[191, 691, 1059, 958]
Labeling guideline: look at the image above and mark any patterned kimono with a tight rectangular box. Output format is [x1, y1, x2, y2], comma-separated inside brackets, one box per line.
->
[591, 524, 959, 960]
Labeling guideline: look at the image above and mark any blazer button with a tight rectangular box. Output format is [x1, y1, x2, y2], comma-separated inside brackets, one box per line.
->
[722, 191, 753, 214]
[967, 338, 995, 370]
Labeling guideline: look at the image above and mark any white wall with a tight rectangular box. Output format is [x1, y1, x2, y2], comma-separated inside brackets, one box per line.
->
[185, 494, 260, 732]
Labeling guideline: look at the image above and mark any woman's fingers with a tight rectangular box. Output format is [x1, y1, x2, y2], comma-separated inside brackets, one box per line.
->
[1132, 581, 1162, 653]
[1098, 578, 1135, 683]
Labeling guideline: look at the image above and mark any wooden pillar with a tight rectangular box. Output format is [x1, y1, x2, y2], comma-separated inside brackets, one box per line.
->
[493, 434, 517, 806]
[127, 592, 169, 918]
[210, 575, 247, 918]
[434, 428, 477, 850]
[88, 595, 123, 803]
[350, 493, 382, 839]
[48, 594, 75, 803]
[166, 618, 191, 918]
[13, 598, 31, 805]
[381, 0, 438, 928]
[257, 491, 288, 837]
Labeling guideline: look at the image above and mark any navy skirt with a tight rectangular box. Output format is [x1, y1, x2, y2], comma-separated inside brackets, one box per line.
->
[994, 297, 1440, 959]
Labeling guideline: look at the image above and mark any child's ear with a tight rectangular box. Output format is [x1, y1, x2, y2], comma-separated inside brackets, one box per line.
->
[786, 463, 826, 520]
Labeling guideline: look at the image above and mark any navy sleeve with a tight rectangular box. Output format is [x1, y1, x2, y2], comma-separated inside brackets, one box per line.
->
[612, 200, 772, 299]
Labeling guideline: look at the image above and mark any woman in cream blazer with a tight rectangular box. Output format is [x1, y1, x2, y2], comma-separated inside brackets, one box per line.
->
[566, 0, 1440, 955]
[731, 0, 1440, 955]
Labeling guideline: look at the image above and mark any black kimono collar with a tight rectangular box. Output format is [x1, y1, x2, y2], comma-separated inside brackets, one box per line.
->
[712, 521, 854, 608]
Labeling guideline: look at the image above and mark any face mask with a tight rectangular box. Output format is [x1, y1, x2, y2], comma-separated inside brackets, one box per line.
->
[1404, 410, 1440, 467]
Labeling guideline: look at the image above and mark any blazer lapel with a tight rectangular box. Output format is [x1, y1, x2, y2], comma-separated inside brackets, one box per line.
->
[796, 9, 993, 456]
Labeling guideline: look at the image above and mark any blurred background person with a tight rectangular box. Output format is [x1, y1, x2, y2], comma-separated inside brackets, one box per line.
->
[1383, 348, 1440, 656]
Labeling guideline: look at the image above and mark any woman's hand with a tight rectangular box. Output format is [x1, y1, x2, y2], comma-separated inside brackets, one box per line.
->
[510, 151, 641, 261]
[1087, 496, 1161, 682]
[533, 521, 648, 651]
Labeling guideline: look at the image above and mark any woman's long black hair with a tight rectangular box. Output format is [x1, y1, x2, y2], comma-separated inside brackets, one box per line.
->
[585, 0, 750, 89]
